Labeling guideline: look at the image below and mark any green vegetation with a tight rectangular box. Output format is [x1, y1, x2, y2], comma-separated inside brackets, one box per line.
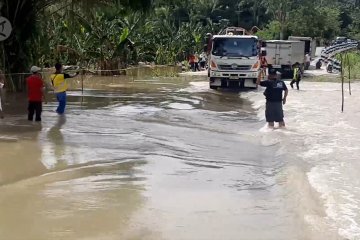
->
[345, 52, 360, 80]
[335, 51, 360, 79]
[0, 0, 359, 90]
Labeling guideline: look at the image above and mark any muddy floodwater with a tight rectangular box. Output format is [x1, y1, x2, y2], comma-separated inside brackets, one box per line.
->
[0, 77, 359, 240]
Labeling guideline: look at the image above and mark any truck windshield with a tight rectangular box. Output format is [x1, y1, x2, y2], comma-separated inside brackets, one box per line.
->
[212, 38, 258, 57]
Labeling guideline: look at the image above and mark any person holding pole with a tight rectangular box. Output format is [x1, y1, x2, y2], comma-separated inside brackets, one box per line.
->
[51, 63, 78, 115]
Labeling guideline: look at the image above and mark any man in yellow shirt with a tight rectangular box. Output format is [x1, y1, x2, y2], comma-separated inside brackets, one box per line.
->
[51, 63, 78, 114]
[290, 62, 302, 90]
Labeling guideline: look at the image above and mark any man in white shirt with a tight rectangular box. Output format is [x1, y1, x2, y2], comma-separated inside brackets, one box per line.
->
[305, 53, 311, 70]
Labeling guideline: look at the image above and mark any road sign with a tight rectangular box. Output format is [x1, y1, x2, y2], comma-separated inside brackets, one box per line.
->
[0, 17, 12, 41]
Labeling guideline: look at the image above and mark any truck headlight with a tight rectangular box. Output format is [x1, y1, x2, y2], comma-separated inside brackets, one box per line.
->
[249, 72, 258, 77]
[251, 61, 260, 70]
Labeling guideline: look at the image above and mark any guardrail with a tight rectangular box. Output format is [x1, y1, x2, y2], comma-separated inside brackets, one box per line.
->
[320, 41, 359, 72]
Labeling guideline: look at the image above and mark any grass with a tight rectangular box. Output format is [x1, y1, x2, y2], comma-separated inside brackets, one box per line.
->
[304, 75, 360, 83]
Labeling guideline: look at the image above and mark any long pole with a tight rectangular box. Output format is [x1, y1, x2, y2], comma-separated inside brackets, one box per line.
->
[347, 54, 351, 95]
[80, 69, 84, 107]
[341, 54, 344, 112]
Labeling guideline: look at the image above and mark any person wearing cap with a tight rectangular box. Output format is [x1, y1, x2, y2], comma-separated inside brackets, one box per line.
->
[51, 63, 78, 115]
[26, 66, 46, 122]
[256, 69, 288, 128]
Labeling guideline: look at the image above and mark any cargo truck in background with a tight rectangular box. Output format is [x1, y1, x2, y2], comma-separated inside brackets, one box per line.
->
[264, 40, 305, 78]
[207, 27, 262, 90]
[288, 36, 316, 58]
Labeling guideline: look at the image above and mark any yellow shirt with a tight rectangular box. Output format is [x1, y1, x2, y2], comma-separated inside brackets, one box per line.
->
[51, 74, 68, 93]
[293, 67, 300, 80]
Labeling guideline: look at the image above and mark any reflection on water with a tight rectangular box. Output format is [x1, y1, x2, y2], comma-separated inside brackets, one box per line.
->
[0, 122, 45, 185]
[45, 116, 66, 169]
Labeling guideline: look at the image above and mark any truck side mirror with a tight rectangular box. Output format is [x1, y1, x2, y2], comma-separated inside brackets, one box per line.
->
[261, 50, 267, 56]
[261, 41, 267, 47]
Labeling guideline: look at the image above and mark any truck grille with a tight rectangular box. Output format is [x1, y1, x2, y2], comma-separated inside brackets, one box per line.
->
[219, 65, 252, 71]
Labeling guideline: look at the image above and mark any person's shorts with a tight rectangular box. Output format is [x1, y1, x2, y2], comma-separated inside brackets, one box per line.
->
[265, 101, 284, 122]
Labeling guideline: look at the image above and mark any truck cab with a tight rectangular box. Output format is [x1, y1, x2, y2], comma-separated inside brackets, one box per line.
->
[208, 33, 261, 90]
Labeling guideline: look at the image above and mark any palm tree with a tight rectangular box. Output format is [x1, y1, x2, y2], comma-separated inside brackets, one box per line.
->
[264, 0, 292, 39]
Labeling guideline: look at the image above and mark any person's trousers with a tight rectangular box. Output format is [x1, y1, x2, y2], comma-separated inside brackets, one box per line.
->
[28, 101, 42, 121]
[290, 79, 300, 90]
[56, 92, 67, 114]
[195, 62, 200, 71]
[190, 62, 195, 71]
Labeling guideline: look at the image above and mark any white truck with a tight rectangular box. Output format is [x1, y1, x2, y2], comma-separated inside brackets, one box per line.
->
[288, 36, 316, 58]
[264, 40, 305, 78]
[207, 29, 261, 89]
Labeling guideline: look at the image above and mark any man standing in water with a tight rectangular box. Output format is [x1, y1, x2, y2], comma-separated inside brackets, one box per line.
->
[257, 71, 288, 128]
[27, 66, 46, 122]
[51, 63, 78, 115]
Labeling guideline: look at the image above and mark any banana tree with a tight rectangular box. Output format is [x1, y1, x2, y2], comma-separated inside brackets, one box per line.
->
[0, 0, 153, 90]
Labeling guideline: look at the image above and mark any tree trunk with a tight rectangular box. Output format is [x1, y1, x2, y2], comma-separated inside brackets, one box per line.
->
[280, 20, 286, 40]
[3, 39, 28, 91]
[1, 0, 36, 92]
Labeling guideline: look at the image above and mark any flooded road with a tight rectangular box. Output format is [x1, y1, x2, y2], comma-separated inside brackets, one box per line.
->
[0, 77, 353, 239]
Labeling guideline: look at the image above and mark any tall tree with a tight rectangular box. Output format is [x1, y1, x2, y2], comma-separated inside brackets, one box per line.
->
[264, 0, 292, 39]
